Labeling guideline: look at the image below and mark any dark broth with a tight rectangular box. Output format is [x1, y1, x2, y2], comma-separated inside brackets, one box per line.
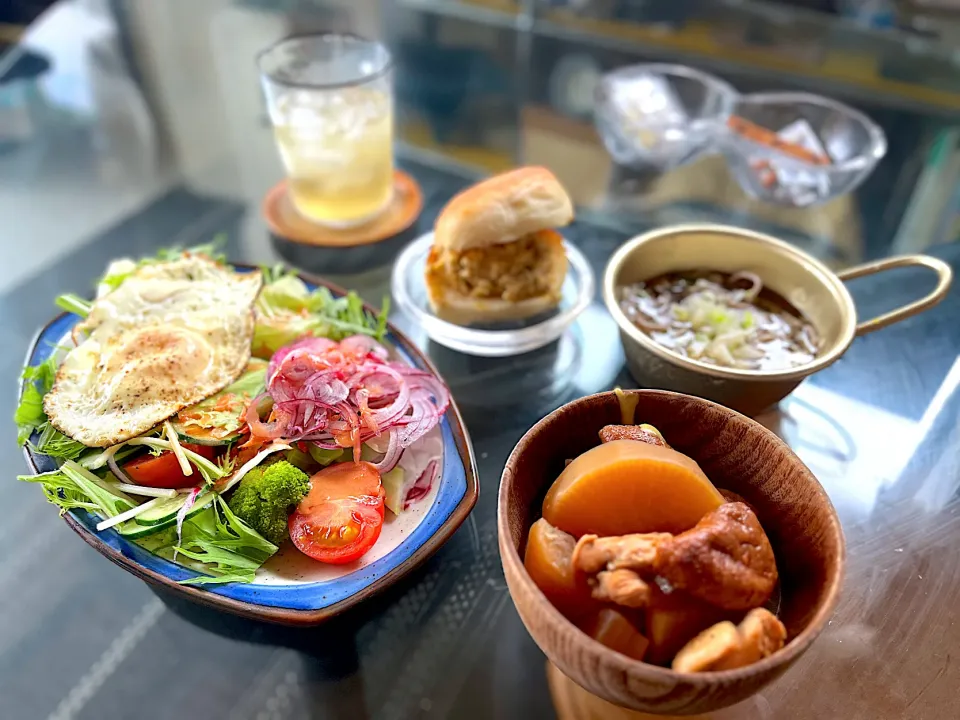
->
[618, 270, 820, 372]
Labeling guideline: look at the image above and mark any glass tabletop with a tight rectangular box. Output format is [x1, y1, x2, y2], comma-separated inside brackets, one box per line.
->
[2, 2, 959, 718]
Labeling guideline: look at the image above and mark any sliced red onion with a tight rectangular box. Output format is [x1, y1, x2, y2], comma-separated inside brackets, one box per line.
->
[300, 400, 317, 429]
[107, 454, 133, 485]
[346, 366, 401, 395]
[304, 372, 349, 404]
[394, 401, 426, 448]
[302, 438, 342, 450]
[175, 485, 203, 555]
[245, 393, 286, 440]
[267, 336, 337, 383]
[256, 336, 452, 453]
[367, 390, 400, 408]
[369, 430, 403, 473]
[364, 433, 391, 454]
[364, 371, 411, 429]
[340, 334, 388, 360]
[396, 395, 441, 448]
[404, 459, 439, 509]
[273, 353, 317, 388]
[326, 419, 349, 433]
[406, 374, 451, 415]
[273, 399, 330, 438]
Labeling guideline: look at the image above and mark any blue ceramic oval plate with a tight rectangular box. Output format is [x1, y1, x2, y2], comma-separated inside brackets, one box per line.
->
[20, 268, 478, 626]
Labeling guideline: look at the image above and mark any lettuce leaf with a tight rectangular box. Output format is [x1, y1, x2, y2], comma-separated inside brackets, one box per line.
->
[19, 469, 102, 515]
[15, 355, 57, 445]
[19, 464, 274, 586]
[95, 236, 228, 296]
[34, 423, 88, 460]
[16, 355, 90, 459]
[173, 496, 278, 585]
[253, 269, 389, 356]
[18, 461, 136, 517]
[55, 294, 92, 317]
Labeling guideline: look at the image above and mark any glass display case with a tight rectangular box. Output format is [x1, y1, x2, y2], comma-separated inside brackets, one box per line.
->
[386, 0, 960, 263]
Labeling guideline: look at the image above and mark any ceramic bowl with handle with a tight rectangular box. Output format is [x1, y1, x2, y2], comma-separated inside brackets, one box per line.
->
[603, 224, 952, 416]
[498, 389, 844, 715]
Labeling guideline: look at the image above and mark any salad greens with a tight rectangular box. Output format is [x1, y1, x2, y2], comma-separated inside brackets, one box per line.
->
[55, 294, 92, 318]
[54, 238, 228, 314]
[16, 354, 88, 459]
[15, 242, 398, 586]
[15, 355, 56, 446]
[20, 461, 136, 517]
[254, 265, 389, 356]
[173, 497, 279, 585]
[96, 238, 227, 296]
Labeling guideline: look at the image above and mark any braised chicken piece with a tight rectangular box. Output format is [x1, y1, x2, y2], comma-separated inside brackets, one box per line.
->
[644, 586, 736, 666]
[572, 504, 776, 612]
[725, 607, 788, 668]
[655, 502, 778, 611]
[572, 532, 671, 574]
[598, 424, 668, 447]
[670, 620, 741, 673]
[590, 569, 652, 608]
[672, 608, 787, 672]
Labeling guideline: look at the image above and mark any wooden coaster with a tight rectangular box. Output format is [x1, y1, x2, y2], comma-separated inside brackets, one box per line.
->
[262, 169, 423, 248]
[547, 662, 707, 720]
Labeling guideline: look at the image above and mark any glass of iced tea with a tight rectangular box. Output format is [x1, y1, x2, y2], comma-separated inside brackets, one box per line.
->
[259, 34, 394, 228]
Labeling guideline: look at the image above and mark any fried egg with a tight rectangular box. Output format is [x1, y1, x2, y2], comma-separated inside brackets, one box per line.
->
[44, 255, 263, 447]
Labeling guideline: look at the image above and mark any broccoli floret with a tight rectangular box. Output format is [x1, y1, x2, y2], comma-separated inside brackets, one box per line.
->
[227, 460, 310, 544]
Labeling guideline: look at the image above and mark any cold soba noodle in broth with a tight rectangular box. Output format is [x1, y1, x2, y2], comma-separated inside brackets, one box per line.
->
[618, 270, 820, 371]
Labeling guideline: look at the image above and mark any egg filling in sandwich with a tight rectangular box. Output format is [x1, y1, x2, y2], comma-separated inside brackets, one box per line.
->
[425, 166, 574, 325]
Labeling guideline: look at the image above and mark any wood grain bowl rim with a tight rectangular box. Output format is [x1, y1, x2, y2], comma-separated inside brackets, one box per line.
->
[21, 266, 479, 626]
[497, 389, 845, 685]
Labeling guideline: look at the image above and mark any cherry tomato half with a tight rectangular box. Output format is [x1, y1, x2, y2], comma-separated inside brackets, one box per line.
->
[123, 444, 216, 489]
[288, 461, 385, 565]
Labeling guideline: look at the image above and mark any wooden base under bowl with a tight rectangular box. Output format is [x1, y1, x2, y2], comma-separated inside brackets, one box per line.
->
[547, 661, 777, 719]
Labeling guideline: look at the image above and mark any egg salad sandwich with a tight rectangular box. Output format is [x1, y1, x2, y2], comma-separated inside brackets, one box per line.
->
[424, 166, 574, 325]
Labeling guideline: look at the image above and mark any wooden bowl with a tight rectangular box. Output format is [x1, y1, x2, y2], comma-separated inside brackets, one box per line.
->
[498, 390, 844, 715]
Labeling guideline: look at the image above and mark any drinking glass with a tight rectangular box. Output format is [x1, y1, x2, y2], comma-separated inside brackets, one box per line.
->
[259, 34, 394, 228]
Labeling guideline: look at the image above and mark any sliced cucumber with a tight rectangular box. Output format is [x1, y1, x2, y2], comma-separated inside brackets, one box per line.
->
[285, 447, 316, 472]
[172, 425, 242, 447]
[382, 467, 406, 516]
[308, 445, 344, 466]
[134, 490, 214, 527]
[171, 367, 266, 446]
[116, 519, 173, 539]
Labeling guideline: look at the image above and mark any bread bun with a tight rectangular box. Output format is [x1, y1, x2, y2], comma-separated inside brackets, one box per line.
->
[434, 166, 573, 252]
[426, 231, 568, 325]
[426, 167, 573, 326]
